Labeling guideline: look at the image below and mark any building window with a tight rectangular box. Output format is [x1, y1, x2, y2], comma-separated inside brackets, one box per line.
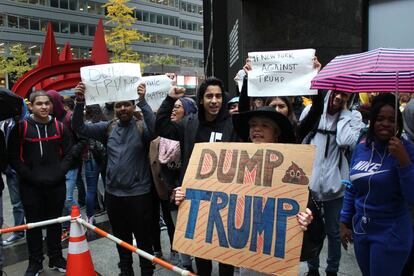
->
[0, 14, 4, 27]
[30, 18, 40, 30]
[19, 17, 29, 29]
[156, 14, 162, 24]
[40, 19, 48, 31]
[8, 15, 18, 28]
[70, 23, 78, 34]
[88, 25, 95, 36]
[61, 22, 69, 33]
[150, 13, 156, 23]
[79, 24, 86, 35]
[51, 0, 59, 8]
[51, 21, 60, 32]
[60, 0, 68, 9]
[79, 0, 84, 11]
[135, 10, 142, 21]
[69, 0, 77, 10]
[143, 11, 149, 22]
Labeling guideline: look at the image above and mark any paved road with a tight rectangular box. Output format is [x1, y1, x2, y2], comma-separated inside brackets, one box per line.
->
[1, 176, 362, 275]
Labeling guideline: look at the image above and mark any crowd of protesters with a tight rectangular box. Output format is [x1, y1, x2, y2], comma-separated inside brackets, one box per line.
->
[0, 56, 413, 276]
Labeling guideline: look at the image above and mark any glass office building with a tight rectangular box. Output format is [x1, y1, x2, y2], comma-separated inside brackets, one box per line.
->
[0, 0, 203, 88]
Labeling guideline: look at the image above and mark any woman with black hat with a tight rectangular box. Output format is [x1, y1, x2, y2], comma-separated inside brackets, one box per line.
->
[174, 106, 313, 275]
[232, 106, 313, 275]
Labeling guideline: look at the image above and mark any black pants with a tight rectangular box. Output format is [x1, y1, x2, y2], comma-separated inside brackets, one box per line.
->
[160, 199, 175, 247]
[151, 190, 176, 251]
[151, 190, 162, 252]
[195, 257, 234, 276]
[106, 192, 154, 275]
[20, 184, 66, 262]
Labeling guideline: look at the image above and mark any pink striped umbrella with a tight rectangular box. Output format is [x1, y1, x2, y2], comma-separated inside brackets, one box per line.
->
[311, 48, 414, 93]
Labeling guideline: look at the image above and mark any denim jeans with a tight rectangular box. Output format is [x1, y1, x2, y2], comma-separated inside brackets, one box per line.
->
[62, 168, 79, 228]
[307, 197, 343, 273]
[5, 168, 25, 237]
[84, 158, 100, 218]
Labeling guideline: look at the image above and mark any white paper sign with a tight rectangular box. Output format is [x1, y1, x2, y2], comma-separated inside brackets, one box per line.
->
[140, 75, 173, 111]
[80, 63, 141, 105]
[248, 49, 318, 97]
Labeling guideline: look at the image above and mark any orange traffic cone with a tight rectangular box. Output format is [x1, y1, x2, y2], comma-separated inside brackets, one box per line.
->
[66, 205, 96, 276]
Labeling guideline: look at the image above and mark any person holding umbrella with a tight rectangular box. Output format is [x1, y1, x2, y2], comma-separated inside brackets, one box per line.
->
[340, 93, 414, 276]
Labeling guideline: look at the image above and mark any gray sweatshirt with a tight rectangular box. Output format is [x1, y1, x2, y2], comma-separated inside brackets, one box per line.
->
[300, 91, 364, 201]
[72, 100, 156, 197]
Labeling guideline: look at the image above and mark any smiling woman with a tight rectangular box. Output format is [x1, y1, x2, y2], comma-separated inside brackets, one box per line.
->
[340, 93, 414, 276]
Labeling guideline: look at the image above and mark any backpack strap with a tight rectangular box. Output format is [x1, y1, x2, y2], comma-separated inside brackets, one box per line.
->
[19, 119, 65, 160]
[19, 120, 28, 162]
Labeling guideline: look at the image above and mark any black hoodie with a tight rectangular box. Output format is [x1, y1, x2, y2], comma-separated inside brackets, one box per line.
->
[156, 82, 237, 184]
[8, 115, 73, 187]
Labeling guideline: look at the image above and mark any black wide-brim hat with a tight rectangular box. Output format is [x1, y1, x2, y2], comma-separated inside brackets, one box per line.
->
[232, 106, 296, 143]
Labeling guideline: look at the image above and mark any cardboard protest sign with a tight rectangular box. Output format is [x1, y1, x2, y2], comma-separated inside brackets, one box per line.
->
[173, 143, 316, 275]
[248, 49, 318, 97]
[140, 75, 173, 111]
[80, 63, 141, 105]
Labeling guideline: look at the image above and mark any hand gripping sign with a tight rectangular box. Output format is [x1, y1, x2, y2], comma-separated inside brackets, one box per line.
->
[80, 63, 142, 105]
[248, 49, 318, 97]
[173, 143, 316, 275]
[140, 75, 173, 111]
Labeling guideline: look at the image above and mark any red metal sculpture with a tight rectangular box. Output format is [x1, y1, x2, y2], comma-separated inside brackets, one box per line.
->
[12, 19, 109, 98]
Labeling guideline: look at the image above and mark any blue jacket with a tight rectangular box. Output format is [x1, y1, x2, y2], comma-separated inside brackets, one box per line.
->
[72, 100, 156, 197]
[341, 139, 414, 224]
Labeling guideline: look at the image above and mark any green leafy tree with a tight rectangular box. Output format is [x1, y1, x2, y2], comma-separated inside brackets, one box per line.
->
[103, 0, 146, 63]
[152, 55, 175, 66]
[0, 44, 33, 82]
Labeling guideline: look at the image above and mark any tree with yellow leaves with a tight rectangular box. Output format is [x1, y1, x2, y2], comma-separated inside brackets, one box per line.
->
[103, 0, 146, 63]
[0, 44, 33, 83]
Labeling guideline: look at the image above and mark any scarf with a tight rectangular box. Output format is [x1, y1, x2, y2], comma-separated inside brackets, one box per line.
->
[158, 137, 181, 164]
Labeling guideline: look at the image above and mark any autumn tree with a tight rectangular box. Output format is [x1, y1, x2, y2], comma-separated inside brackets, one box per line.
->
[103, 0, 146, 63]
[152, 55, 175, 66]
[0, 44, 33, 83]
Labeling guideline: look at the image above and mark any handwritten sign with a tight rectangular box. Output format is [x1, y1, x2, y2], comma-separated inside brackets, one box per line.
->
[173, 143, 315, 275]
[80, 63, 141, 105]
[140, 75, 173, 111]
[248, 49, 318, 97]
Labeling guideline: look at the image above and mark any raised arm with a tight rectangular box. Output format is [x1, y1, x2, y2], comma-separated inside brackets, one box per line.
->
[137, 83, 156, 142]
[336, 109, 364, 147]
[72, 82, 110, 142]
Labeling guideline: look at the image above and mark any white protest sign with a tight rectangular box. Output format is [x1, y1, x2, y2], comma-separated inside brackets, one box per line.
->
[140, 75, 173, 111]
[248, 49, 318, 97]
[80, 63, 141, 105]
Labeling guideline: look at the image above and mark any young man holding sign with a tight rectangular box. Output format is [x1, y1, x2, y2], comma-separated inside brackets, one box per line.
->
[156, 77, 236, 276]
[73, 83, 156, 276]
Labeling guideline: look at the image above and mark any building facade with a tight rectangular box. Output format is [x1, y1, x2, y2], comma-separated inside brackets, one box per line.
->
[0, 0, 203, 88]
